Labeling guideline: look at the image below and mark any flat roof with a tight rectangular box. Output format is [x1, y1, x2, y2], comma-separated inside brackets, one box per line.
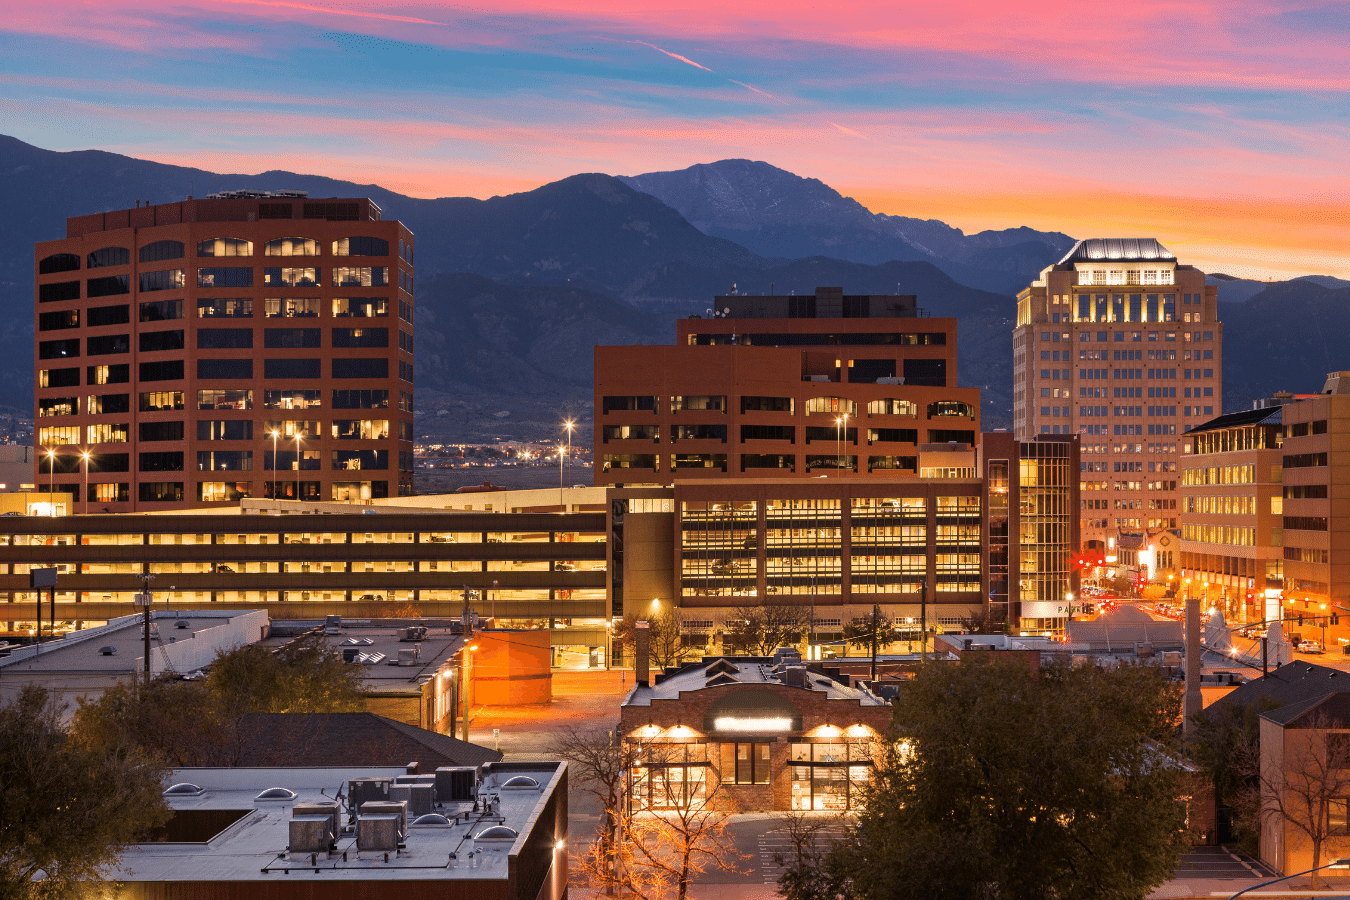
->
[626, 657, 886, 707]
[259, 620, 465, 693]
[112, 762, 564, 883]
[0, 609, 267, 676]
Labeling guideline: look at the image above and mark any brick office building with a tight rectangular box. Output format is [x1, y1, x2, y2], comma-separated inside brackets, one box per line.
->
[33, 191, 414, 510]
[1013, 239, 1222, 553]
[594, 287, 980, 485]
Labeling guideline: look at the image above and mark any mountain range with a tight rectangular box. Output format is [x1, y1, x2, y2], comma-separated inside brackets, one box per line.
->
[1, 134, 1345, 441]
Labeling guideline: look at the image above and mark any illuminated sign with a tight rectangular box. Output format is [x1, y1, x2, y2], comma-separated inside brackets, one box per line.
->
[712, 716, 795, 732]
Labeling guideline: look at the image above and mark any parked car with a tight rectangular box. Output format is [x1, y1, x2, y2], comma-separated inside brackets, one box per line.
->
[1299, 640, 1325, 654]
[358, 593, 384, 602]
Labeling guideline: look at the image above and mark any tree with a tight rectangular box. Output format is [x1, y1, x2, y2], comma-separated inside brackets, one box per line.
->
[774, 810, 850, 900]
[0, 686, 169, 899]
[626, 744, 748, 900]
[548, 725, 642, 896]
[72, 631, 366, 765]
[615, 607, 697, 670]
[957, 607, 1006, 636]
[1249, 713, 1350, 889]
[1187, 696, 1281, 853]
[787, 658, 1191, 900]
[842, 607, 898, 679]
[723, 598, 812, 655]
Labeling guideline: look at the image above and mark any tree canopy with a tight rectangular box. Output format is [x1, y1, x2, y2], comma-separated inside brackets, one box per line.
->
[724, 598, 811, 656]
[71, 632, 366, 766]
[787, 658, 1191, 900]
[0, 686, 168, 899]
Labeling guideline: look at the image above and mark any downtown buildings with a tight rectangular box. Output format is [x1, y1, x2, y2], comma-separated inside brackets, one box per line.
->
[595, 288, 1079, 635]
[33, 191, 414, 511]
[1013, 239, 1222, 554]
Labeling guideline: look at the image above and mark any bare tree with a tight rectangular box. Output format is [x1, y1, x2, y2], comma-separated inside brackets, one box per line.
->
[958, 607, 1005, 635]
[548, 725, 641, 897]
[1250, 713, 1350, 888]
[723, 598, 812, 655]
[626, 744, 749, 900]
[615, 607, 698, 670]
[773, 809, 852, 900]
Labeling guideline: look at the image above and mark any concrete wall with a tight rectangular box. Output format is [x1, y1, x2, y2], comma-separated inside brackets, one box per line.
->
[472, 629, 551, 706]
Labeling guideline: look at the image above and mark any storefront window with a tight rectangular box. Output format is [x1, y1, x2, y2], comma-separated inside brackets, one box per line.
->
[789, 742, 872, 810]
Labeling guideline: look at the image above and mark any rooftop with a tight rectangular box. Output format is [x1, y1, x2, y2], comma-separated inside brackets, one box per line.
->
[625, 655, 887, 707]
[1184, 404, 1283, 436]
[232, 713, 503, 769]
[0, 609, 267, 676]
[260, 619, 466, 694]
[111, 762, 564, 883]
[1058, 238, 1176, 264]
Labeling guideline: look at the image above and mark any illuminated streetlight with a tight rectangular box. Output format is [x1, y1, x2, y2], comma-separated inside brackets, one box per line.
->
[45, 448, 55, 517]
[80, 450, 90, 515]
[563, 418, 575, 488]
[270, 430, 280, 502]
[294, 432, 303, 502]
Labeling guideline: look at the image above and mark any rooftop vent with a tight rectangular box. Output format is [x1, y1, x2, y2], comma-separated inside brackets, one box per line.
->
[706, 658, 740, 676]
[255, 787, 297, 801]
[500, 775, 540, 790]
[174, 620, 190, 630]
[475, 825, 520, 841]
[411, 813, 452, 827]
[164, 782, 205, 796]
[98, 646, 116, 656]
[399, 626, 428, 642]
[706, 673, 740, 687]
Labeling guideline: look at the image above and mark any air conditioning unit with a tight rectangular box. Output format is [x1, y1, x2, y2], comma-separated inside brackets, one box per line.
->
[357, 815, 400, 851]
[289, 815, 335, 853]
[436, 766, 478, 801]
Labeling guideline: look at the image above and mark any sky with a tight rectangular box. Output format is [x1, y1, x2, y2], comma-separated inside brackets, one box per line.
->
[1, 0, 1348, 280]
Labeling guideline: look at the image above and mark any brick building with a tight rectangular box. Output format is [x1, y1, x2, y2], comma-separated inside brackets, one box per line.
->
[33, 190, 414, 510]
[1013, 239, 1222, 553]
[621, 655, 891, 812]
[594, 287, 979, 484]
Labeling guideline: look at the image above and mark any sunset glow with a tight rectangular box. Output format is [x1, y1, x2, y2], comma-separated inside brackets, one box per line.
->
[2, 0, 1347, 278]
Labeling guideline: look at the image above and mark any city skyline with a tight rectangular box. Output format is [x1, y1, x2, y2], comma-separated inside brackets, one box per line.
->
[0, 1, 1347, 281]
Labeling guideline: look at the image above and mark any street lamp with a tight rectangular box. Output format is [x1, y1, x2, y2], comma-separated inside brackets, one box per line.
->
[563, 419, 575, 487]
[558, 444, 565, 506]
[294, 432, 303, 502]
[45, 448, 55, 517]
[270, 429, 280, 502]
[80, 450, 90, 515]
[492, 579, 498, 626]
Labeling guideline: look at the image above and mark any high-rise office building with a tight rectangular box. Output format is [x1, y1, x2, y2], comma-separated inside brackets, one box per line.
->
[34, 191, 414, 510]
[594, 287, 979, 485]
[1014, 239, 1222, 552]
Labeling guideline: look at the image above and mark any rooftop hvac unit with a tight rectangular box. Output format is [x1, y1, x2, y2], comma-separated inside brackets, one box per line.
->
[399, 626, 427, 642]
[289, 815, 335, 853]
[324, 615, 342, 634]
[436, 766, 478, 801]
[781, 666, 808, 688]
[342, 647, 360, 663]
[397, 648, 419, 667]
[293, 800, 341, 841]
[1136, 642, 1155, 658]
[402, 784, 434, 817]
[359, 800, 408, 841]
[348, 778, 392, 817]
[357, 814, 401, 851]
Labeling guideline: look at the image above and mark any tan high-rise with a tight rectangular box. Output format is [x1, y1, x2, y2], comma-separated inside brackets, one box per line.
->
[1014, 239, 1222, 553]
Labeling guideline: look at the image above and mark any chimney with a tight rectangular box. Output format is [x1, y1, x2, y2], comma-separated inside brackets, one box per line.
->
[635, 620, 651, 686]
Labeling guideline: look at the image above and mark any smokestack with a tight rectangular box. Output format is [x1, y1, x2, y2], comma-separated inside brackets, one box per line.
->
[635, 620, 650, 686]
[1183, 587, 1202, 735]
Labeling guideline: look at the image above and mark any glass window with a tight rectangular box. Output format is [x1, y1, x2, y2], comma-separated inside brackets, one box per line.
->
[332, 389, 386, 409]
[87, 247, 130, 268]
[197, 389, 252, 410]
[332, 419, 389, 440]
[140, 299, 183, 322]
[198, 267, 253, 288]
[87, 275, 130, 297]
[138, 269, 185, 292]
[197, 238, 253, 257]
[139, 241, 184, 263]
[87, 364, 130, 386]
[139, 391, 184, 412]
[264, 389, 322, 410]
[39, 281, 81, 303]
[333, 358, 389, 379]
[333, 297, 389, 317]
[332, 328, 389, 348]
[264, 237, 321, 256]
[197, 328, 254, 349]
[264, 328, 321, 349]
[197, 297, 253, 318]
[196, 359, 253, 379]
[332, 237, 389, 256]
[331, 266, 388, 287]
[733, 743, 771, 785]
[39, 253, 80, 274]
[263, 267, 319, 286]
[264, 297, 320, 318]
[332, 449, 388, 470]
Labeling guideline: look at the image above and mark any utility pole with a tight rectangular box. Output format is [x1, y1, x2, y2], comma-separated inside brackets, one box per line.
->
[136, 573, 155, 684]
[919, 579, 929, 662]
[870, 603, 880, 682]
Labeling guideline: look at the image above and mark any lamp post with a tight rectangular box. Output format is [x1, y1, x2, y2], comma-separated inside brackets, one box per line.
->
[80, 450, 90, 515]
[270, 429, 280, 502]
[558, 444, 565, 507]
[835, 416, 843, 471]
[45, 448, 55, 516]
[294, 432, 302, 502]
[841, 412, 849, 471]
[492, 579, 498, 627]
[1226, 858, 1350, 899]
[563, 419, 575, 487]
